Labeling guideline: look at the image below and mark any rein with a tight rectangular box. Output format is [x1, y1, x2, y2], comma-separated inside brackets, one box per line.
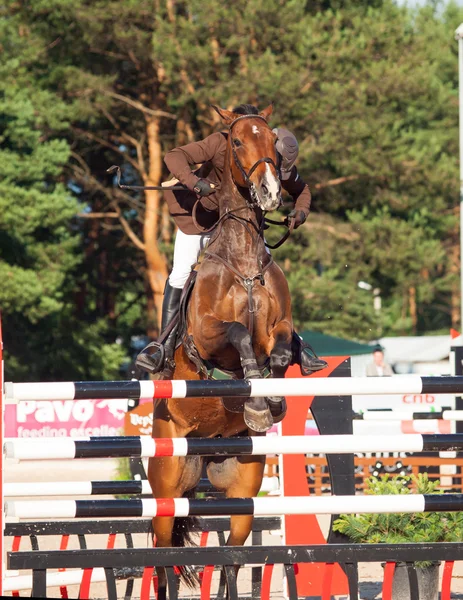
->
[192, 197, 294, 249]
[192, 201, 251, 235]
[263, 216, 295, 249]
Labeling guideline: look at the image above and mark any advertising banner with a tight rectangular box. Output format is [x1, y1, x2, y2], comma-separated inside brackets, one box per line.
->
[5, 399, 128, 438]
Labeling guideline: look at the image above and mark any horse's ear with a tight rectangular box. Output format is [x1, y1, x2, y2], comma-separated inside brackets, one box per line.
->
[211, 105, 237, 124]
[259, 103, 274, 122]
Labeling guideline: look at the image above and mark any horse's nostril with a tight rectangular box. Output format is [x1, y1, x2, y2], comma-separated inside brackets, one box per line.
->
[262, 184, 269, 196]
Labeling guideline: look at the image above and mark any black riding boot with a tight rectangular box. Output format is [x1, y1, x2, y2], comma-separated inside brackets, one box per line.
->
[291, 331, 328, 376]
[136, 282, 183, 375]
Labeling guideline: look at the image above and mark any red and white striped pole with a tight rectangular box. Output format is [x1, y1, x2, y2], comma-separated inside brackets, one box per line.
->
[5, 493, 462, 520]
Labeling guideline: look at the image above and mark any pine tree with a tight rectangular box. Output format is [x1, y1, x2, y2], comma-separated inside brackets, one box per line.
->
[272, 1, 462, 338]
[0, 10, 127, 380]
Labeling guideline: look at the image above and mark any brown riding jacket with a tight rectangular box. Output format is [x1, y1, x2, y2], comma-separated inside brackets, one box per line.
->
[163, 131, 312, 234]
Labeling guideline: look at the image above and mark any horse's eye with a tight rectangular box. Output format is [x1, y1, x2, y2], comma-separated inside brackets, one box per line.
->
[233, 138, 242, 148]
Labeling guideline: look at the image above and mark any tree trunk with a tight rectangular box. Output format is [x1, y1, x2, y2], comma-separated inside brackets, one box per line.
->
[450, 240, 461, 329]
[409, 286, 417, 333]
[146, 285, 158, 339]
[144, 115, 168, 330]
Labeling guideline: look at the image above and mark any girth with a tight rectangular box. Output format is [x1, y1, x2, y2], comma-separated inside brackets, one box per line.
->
[204, 251, 273, 337]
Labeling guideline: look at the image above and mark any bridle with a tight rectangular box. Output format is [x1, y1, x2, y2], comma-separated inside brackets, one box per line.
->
[192, 115, 290, 245]
[228, 114, 281, 209]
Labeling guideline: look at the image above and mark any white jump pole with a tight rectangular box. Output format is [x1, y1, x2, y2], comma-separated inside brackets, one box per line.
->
[360, 411, 463, 421]
[4, 476, 280, 497]
[443, 410, 463, 420]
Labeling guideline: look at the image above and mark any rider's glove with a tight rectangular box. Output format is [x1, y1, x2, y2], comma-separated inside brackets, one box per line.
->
[286, 209, 307, 229]
[193, 179, 215, 197]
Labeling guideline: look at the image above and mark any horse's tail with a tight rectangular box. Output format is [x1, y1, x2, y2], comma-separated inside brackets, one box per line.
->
[171, 488, 201, 588]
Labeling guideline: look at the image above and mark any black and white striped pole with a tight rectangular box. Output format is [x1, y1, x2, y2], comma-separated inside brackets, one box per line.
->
[4, 375, 463, 402]
[6, 433, 463, 461]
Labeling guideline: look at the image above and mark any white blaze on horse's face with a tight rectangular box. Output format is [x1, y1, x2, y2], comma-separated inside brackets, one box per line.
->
[258, 163, 281, 211]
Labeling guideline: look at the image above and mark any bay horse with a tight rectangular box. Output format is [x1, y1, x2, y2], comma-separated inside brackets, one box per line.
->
[147, 104, 294, 597]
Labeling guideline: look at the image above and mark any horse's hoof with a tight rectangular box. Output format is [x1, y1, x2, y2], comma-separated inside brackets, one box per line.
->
[266, 397, 287, 423]
[244, 405, 274, 432]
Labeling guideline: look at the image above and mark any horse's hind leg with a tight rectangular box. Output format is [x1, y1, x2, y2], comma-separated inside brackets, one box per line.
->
[207, 455, 266, 546]
[207, 455, 266, 596]
[227, 322, 273, 432]
[148, 402, 204, 600]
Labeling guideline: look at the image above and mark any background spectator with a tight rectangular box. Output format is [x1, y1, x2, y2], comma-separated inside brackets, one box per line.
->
[366, 345, 393, 377]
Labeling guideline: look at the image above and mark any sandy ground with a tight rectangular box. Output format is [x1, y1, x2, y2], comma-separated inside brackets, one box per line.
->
[4, 457, 463, 599]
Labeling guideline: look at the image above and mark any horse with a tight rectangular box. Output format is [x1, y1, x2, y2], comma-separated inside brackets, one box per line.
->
[147, 104, 294, 598]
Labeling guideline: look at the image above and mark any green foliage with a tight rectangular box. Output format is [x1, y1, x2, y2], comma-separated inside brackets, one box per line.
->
[333, 474, 463, 567]
[270, 0, 462, 338]
[115, 457, 132, 482]
[113, 456, 133, 499]
[4, 313, 127, 382]
[0, 1, 136, 381]
[0, 21, 80, 328]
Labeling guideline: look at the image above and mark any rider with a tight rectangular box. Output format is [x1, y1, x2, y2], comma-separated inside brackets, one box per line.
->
[138, 104, 328, 376]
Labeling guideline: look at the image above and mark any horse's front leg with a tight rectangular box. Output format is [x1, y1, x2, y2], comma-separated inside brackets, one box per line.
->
[267, 322, 293, 423]
[227, 321, 273, 432]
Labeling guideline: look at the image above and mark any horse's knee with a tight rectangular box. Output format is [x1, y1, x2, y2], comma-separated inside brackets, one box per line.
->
[270, 344, 292, 371]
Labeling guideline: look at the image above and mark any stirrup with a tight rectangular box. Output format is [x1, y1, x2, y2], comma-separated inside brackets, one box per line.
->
[136, 342, 165, 374]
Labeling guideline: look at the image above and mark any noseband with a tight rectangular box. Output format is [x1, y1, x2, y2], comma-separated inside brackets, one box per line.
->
[229, 115, 281, 208]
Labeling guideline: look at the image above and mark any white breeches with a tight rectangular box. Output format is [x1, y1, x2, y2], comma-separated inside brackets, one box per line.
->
[168, 229, 211, 289]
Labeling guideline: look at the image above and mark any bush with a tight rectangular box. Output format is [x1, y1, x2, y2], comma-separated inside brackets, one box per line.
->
[333, 474, 463, 567]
